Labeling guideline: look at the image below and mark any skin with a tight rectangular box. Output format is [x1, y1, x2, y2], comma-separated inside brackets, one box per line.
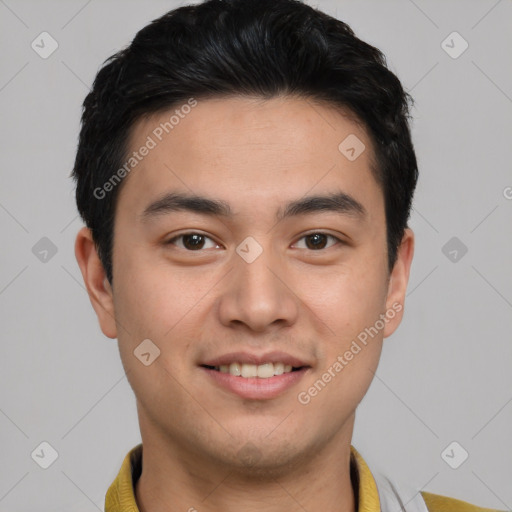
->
[75, 95, 414, 512]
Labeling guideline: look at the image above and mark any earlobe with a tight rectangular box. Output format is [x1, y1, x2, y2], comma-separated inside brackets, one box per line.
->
[74, 227, 118, 339]
[383, 228, 415, 338]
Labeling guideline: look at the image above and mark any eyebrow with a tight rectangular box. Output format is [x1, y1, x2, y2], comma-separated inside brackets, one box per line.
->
[140, 191, 366, 222]
[142, 192, 231, 219]
[277, 192, 366, 221]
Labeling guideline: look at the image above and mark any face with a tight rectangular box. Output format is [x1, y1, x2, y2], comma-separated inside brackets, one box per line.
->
[77, 95, 413, 475]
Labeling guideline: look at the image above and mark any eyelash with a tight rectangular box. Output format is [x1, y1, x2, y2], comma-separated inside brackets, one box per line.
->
[165, 232, 343, 251]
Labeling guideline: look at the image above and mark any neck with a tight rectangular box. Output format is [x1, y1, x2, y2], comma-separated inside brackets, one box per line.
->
[134, 418, 357, 512]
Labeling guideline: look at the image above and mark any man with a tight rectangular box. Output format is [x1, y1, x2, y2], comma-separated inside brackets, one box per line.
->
[72, 1, 504, 510]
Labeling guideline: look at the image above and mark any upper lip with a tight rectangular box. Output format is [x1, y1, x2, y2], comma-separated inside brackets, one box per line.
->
[200, 351, 311, 368]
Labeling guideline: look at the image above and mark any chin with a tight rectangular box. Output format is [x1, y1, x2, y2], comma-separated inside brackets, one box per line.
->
[207, 436, 316, 480]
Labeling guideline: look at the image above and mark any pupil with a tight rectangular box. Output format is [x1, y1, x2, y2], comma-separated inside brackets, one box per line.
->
[306, 233, 327, 250]
[184, 234, 204, 250]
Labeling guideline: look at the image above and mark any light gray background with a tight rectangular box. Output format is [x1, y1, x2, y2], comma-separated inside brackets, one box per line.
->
[1, 0, 511, 510]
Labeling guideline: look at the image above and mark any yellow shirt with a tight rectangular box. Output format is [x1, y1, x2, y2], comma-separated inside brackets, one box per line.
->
[105, 444, 504, 512]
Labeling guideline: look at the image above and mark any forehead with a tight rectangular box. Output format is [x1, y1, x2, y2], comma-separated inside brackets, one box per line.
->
[117, 95, 382, 220]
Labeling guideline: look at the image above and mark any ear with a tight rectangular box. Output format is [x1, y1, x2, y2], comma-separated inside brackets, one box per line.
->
[383, 228, 415, 338]
[75, 227, 117, 339]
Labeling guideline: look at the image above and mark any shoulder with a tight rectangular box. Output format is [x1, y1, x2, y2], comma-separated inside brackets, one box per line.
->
[421, 491, 506, 512]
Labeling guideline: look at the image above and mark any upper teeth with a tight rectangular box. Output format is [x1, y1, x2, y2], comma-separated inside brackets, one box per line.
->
[217, 362, 294, 378]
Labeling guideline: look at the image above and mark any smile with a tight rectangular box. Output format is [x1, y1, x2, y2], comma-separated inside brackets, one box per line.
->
[200, 364, 310, 400]
[202, 362, 301, 379]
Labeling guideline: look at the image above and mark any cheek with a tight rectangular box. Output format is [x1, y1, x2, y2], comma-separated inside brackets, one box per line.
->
[110, 259, 207, 411]
[298, 256, 387, 387]
[300, 258, 388, 332]
[299, 273, 385, 420]
[111, 247, 229, 392]
[112, 241, 215, 336]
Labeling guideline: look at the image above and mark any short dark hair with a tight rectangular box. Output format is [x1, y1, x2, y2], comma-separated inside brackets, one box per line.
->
[73, 0, 418, 283]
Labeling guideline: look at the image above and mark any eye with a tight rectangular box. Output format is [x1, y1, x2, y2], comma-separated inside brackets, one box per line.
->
[293, 232, 341, 250]
[166, 232, 220, 251]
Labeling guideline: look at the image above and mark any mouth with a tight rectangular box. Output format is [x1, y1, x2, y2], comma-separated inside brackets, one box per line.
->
[199, 352, 312, 400]
[201, 362, 305, 379]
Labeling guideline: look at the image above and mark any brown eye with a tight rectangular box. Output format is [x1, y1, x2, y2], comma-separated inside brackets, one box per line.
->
[293, 232, 340, 251]
[167, 233, 219, 250]
[182, 234, 205, 250]
[305, 233, 328, 250]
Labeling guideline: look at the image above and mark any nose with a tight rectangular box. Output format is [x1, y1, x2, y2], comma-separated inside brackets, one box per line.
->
[217, 246, 299, 333]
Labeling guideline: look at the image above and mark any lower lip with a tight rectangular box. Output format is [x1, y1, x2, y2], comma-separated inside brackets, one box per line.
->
[201, 367, 309, 400]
